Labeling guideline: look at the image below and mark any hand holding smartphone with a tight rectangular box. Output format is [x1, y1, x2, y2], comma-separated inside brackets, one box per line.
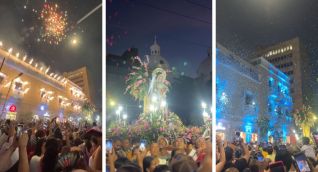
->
[106, 139, 112, 153]
[293, 152, 312, 172]
[139, 139, 146, 151]
[269, 161, 285, 172]
[16, 124, 24, 138]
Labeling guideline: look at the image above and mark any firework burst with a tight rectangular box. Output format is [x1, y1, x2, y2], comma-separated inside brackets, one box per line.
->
[40, 3, 68, 45]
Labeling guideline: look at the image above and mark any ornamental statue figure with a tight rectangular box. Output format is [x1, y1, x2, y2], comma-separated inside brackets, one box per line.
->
[144, 67, 168, 114]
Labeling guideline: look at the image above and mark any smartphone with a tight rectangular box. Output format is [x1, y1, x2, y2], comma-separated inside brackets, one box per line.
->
[269, 161, 286, 172]
[140, 139, 146, 151]
[16, 124, 23, 138]
[106, 139, 112, 152]
[293, 152, 312, 172]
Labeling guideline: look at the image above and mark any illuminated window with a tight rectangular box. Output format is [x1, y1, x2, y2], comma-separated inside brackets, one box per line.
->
[245, 91, 254, 105]
[290, 46, 293, 50]
[14, 82, 22, 90]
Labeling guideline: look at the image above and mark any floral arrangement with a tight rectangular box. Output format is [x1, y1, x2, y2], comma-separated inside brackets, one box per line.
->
[125, 56, 150, 101]
[108, 56, 202, 143]
[125, 56, 170, 102]
[107, 112, 187, 143]
[107, 122, 128, 138]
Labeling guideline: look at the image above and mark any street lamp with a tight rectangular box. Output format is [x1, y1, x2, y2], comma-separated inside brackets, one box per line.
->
[123, 113, 128, 126]
[123, 114, 127, 120]
[115, 105, 123, 123]
[109, 100, 116, 107]
[118, 105, 123, 112]
[1, 72, 23, 118]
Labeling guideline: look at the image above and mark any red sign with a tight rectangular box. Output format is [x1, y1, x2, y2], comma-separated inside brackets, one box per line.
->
[9, 105, 16, 112]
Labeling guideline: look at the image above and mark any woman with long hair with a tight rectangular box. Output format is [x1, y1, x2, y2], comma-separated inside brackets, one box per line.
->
[41, 138, 60, 172]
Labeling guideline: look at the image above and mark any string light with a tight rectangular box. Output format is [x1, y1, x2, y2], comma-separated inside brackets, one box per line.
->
[29, 58, 33, 65]
[8, 48, 13, 54]
[0, 42, 81, 91]
[45, 67, 50, 74]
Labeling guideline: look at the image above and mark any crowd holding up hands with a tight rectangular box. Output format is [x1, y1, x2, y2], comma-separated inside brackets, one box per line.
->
[216, 132, 318, 172]
[0, 118, 102, 172]
[106, 136, 212, 172]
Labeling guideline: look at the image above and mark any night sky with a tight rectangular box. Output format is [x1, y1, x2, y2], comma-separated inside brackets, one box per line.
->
[0, 0, 102, 107]
[107, 0, 211, 77]
[217, 0, 318, 109]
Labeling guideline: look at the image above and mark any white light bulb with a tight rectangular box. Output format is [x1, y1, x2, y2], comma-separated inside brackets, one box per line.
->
[201, 102, 207, 109]
[203, 111, 209, 117]
[123, 114, 127, 119]
[118, 106, 123, 112]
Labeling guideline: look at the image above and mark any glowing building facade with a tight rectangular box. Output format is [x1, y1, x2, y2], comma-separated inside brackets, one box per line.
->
[255, 37, 311, 113]
[64, 66, 91, 102]
[0, 43, 87, 122]
[216, 44, 293, 143]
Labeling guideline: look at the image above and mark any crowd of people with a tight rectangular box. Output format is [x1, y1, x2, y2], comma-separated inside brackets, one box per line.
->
[0, 118, 102, 172]
[216, 132, 318, 172]
[106, 136, 212, 172]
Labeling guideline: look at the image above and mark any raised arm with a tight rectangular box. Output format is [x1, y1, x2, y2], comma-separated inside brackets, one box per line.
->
[18, 133, 29, 172]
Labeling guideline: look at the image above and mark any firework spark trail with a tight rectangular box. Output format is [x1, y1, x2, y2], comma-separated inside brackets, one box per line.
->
[77, 3, 102, 25]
